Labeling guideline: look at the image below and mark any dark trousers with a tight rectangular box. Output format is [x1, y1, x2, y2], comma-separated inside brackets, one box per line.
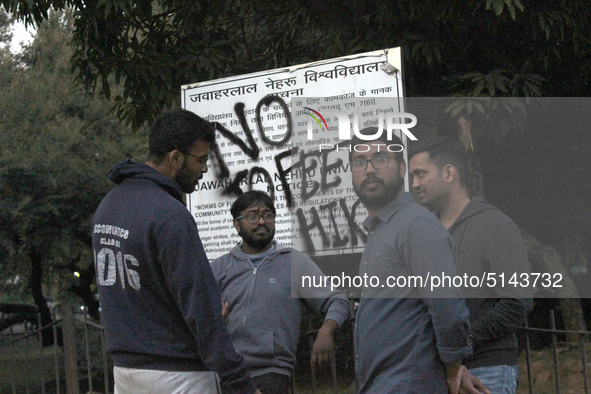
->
[252, 372, 291, 394]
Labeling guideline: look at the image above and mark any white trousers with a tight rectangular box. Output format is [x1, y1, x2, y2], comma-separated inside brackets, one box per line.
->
[114, 366, 221, 394]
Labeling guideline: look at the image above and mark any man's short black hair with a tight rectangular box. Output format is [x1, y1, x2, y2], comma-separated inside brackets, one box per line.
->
[350, 127, 405, 162]
[231, 191, 276, 219]
[408, 136, 468, 187]
[148, 108, 215, 163]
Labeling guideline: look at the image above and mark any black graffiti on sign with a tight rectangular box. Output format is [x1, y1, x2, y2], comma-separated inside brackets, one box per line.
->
[288, 140, 351, 202]
[275, 147, 297, 207]
[221, 169, 249, 197]
[209, 95, 293, 200]
[204, 94, 366, 254]
[319, 201, 348, 248]
[296, 206, 330, 254]
[320, 145, 343, 190]
[210, 103, 259, 179]
[339, 198, 367, 248]
[297, 149, 321, 200]
[295, 198, 367, 255]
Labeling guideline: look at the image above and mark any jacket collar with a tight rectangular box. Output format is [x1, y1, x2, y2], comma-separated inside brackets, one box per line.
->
[229, 240, 290, 260]
[362, 192, 412, 231]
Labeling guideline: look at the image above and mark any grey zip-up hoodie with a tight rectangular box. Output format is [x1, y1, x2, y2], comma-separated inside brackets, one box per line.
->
[447, 197, 533, 368]
[211, 241, 351, 377]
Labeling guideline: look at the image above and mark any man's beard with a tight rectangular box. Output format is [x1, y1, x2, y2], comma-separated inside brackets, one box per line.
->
[174, 161, 202, 194]
[239, 225, 275, 251]
[354, 175, 404, 211]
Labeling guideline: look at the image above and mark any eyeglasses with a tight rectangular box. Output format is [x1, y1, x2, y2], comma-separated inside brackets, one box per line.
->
[350, 156, 394, 173]
[182, 152, 208, 169]
[235, 212, 276, 224]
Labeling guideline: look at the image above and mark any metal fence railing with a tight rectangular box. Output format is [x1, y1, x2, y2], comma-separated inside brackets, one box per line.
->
[1, 307, 590, 394]
[0, 316, 61, 394]
[0, 303, 112, 394]
[521, 311, 590, 394]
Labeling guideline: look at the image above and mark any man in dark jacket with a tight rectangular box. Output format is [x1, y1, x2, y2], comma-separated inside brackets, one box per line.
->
[92, 108, 260, 394]
[409, 136, 533, 394]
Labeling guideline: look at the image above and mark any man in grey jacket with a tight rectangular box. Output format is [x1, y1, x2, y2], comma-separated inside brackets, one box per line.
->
[211, 191, 351, 394]
[409, 136, 533, 394]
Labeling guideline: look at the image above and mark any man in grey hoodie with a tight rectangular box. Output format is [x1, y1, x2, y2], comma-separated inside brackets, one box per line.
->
[211, 191, 351, 394]
[409, 136, 533, 394]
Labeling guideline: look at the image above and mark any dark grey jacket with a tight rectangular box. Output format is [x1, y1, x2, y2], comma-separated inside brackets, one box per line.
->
[448, 197, 533, 368]
[211, 241, 351, 378]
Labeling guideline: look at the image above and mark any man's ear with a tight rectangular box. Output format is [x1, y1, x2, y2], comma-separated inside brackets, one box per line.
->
[442, 164, 455, 183]
[167, 150, 184, 170]
[233, 219, 240, 233]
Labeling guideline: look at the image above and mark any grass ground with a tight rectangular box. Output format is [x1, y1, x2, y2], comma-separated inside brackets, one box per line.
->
[0, 345, 63, 392]
[293, 343, 591, 394]
[519, 341, 591, 394]
[2, 338, 591, 393]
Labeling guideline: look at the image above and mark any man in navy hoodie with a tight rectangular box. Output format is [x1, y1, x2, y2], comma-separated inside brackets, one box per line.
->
[92, 108, 260, 394]
[409, 136, 533, 394]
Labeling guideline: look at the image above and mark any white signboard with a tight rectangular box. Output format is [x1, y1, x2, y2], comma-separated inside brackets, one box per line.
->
[182, 47, 407, 260]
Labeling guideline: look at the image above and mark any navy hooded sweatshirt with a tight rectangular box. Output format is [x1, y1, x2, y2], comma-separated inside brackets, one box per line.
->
[91, 160, 255, 394]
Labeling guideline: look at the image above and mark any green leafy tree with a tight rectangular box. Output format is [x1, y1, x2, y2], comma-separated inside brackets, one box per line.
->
[0, 10, 145, 336]
[0, 7, 15, 85]
[0, 7, 11, 45]
[2, 0, 590, 128]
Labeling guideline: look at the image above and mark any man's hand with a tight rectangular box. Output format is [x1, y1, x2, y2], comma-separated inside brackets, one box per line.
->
[310, 319, 338, 368]
[459, 366, 491, 394]
[444, 361, 462, 394]
[221, 301, 230, 324]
